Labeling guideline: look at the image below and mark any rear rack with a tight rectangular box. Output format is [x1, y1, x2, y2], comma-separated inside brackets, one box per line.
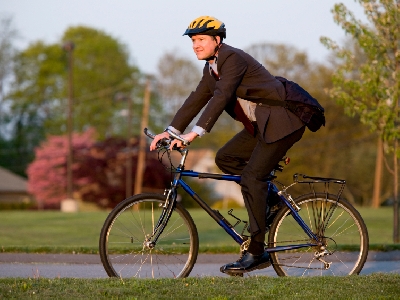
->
[292, 173, 346, 201]
[294, 173, 345, 185]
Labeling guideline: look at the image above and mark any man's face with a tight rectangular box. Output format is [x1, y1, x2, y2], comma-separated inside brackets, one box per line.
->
[191, 35, 219, 60]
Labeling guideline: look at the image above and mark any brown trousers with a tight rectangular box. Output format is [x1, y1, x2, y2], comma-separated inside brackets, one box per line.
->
[215, 125, 305, 250]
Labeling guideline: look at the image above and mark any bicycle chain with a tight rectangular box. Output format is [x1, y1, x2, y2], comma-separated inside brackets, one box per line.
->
[269, 238, 335, 271]
[271, 262, 330, 270]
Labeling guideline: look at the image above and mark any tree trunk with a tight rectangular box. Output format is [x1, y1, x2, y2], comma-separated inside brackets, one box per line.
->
[393, 140, 399, 243]
[372, 137, 384, 208]
[134, 79, 151, 195]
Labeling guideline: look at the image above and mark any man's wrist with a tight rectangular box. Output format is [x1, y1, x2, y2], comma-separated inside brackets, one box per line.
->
[191, 125, 206, 137]
[165, 126, 181, 135]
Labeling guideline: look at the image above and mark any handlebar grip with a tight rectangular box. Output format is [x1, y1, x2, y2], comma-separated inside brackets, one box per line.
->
[144, 128, 189, 150]
[144, 128, 155, 139]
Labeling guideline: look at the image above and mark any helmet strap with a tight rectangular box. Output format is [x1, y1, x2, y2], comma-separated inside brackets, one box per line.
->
[205, 40, 222, 62]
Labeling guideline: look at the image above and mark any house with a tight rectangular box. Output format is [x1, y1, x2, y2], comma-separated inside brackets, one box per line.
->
[0, 166, 33, 206]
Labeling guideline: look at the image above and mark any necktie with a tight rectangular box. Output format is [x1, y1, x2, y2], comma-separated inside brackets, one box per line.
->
[211, 68, 255, 136]
[233, 101, 255, 136]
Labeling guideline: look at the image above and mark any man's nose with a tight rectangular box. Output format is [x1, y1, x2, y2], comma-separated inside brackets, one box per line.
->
[192, 41, 199, 49]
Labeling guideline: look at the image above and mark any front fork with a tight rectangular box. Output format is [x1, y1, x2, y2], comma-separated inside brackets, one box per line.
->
[146, 187, 178, 247]
[149, 168, 184, 245]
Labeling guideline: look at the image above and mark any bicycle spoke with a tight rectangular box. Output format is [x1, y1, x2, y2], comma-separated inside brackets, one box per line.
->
[305, 202, 314, 233]
[99, 194, 199, 278]
[269, 193, 368, 277]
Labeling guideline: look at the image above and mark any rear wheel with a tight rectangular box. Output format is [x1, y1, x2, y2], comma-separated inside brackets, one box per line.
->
[268, 193, 369, 276]
[99, 193, 199, 278]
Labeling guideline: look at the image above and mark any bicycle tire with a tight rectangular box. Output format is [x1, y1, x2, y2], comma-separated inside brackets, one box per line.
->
[268, 193, 369, 277]
[99, 193, 199, 278]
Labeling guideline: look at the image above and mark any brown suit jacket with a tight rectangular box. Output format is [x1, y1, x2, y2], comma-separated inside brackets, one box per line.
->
[170, 44, 304, 143]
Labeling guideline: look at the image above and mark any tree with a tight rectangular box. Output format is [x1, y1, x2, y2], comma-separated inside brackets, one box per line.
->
[27, 129, 170, 209]
[0, 15, 28, 176]
[156, 50, 201, 122]
[321, 0, 400, 241]
[91, 74, 166, 154]
[74, 136, 170, 208]
[61, 26, 138, 137]
[6, 26, 139, 138]
[246, 43, 311, 85]
[0, 15, 17, 110]
[27, 129, 96, 209]
[3, 25, 145, 176]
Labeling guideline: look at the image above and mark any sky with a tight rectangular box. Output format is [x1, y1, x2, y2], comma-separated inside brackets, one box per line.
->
[0, 0, 368, 75]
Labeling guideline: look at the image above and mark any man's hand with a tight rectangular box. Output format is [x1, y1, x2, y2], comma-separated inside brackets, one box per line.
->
[149, 131, 170, 151]
[169, 131, 198, 150]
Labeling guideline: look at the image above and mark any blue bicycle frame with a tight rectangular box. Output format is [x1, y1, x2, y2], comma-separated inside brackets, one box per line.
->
[170, 158, 321, 253]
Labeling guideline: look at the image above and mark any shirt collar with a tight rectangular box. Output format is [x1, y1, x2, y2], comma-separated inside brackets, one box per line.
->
[208, 55, 218, 76]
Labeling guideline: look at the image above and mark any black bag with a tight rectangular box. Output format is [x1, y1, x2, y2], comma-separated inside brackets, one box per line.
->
[275, 76, 326, 132]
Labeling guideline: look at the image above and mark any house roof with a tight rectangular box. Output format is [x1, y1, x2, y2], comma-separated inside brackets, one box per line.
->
[0, 166, 27, 192]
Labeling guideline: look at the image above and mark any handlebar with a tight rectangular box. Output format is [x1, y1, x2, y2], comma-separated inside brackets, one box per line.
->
[144, 128, 156, 139]
[166, 130, 190, 146]
[144, 128, 190, 150]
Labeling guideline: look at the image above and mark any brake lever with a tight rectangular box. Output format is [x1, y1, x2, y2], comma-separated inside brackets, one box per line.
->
[156, 138, 170, 148]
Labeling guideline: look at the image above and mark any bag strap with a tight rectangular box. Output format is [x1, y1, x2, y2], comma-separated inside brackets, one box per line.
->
[257, 98, 287, 107]
[258, 99, 301, 113]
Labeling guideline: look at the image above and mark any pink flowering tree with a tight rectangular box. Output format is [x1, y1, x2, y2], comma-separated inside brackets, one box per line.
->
[27, 129, 96, 208]
[27, 129, 170, 209]
[73, 136, 170, 208]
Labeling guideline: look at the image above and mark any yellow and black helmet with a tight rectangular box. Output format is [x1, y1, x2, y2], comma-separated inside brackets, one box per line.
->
[183, 16, 226, 38]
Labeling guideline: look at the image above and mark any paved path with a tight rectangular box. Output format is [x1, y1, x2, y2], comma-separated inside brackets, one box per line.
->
[1, 252, 400, 278]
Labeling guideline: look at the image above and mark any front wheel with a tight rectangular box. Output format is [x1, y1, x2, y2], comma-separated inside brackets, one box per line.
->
[268, 193, 369, 276]
[99, 193, 199, 278]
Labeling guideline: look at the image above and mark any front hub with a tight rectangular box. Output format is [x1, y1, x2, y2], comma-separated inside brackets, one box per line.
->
[144, 240, 155, 250]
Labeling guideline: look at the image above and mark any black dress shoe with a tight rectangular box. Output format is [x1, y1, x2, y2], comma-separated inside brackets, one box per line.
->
[220, 251, 271, 275]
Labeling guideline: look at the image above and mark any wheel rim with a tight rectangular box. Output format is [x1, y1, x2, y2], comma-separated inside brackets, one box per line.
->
[269, 196, 368, 276]
[103, 198, 195, 278]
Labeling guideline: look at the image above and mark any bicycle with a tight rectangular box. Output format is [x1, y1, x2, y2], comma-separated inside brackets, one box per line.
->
[99, 128, 369, 278]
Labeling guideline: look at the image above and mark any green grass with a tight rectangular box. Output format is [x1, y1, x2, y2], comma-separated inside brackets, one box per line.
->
[0, 207, 399, 254]
[0, 274, 399, 299]
[1, 208, 399, 299]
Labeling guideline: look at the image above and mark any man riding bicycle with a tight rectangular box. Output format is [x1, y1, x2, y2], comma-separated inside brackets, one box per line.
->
[150, 16, 305, 275]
